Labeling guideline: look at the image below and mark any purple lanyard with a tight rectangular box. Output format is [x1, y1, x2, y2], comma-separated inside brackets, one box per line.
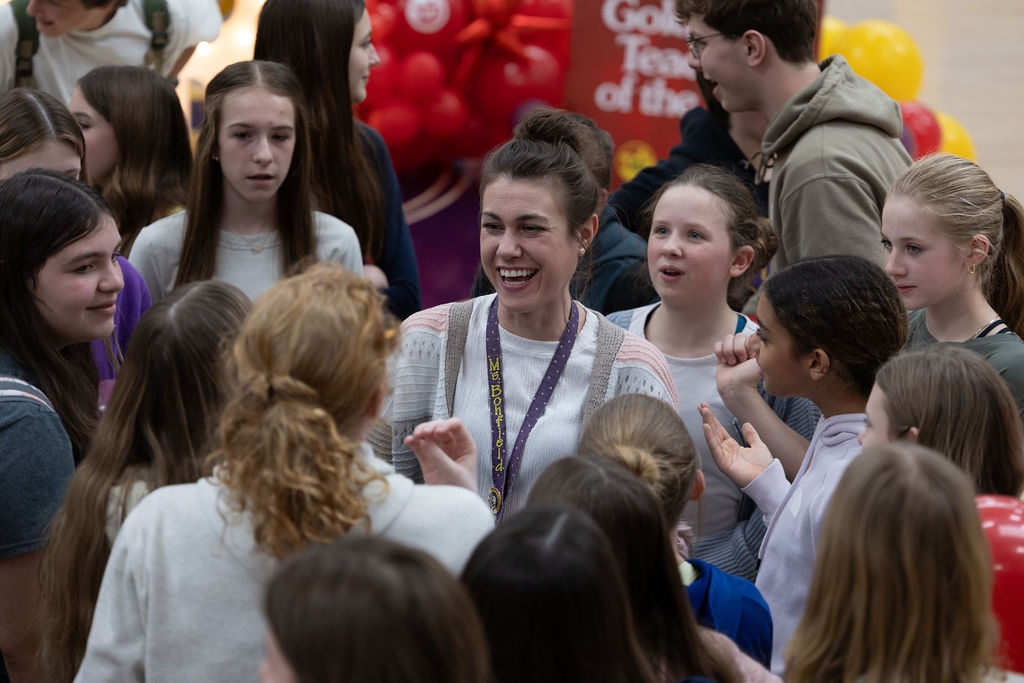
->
[486, 297, 579, 521]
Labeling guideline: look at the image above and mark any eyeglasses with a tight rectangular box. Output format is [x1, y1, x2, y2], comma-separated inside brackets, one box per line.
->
[685, 31, 726, 60]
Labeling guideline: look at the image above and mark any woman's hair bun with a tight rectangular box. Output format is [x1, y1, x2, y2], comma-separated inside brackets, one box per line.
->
[512, 108, 587, 156]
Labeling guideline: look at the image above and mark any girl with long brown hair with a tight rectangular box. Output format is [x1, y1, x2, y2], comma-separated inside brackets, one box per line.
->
[128, 60, 363, 303]
[69, 65, 193, 255]
[0, 170, 122, 680]
[0, 86, 152, 390]
[40, 280, 250, 681]
[254, 0, 422, 318]
[76, 265, 492, 680]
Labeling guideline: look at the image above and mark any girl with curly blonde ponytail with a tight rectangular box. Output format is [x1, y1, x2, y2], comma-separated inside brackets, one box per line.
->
[76, 264, 494, 681]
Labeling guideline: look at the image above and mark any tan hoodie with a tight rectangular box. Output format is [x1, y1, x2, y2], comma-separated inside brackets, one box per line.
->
[755, 55, 911, 293]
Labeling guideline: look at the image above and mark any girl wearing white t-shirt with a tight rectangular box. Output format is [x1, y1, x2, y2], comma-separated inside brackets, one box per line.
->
[130, 60, 362, 303]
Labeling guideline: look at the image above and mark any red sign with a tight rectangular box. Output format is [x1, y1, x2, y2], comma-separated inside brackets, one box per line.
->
[562, 0, 700, 187]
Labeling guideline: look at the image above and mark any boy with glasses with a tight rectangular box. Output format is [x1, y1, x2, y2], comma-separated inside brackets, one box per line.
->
[678, 0, 911, 313]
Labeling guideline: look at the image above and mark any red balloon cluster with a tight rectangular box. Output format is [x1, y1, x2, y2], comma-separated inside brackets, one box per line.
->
[360, 0, 573, 172]
[977, 495, 1024, 674]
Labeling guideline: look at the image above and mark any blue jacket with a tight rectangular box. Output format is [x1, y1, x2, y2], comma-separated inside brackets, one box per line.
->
[685, 558, 773, 668]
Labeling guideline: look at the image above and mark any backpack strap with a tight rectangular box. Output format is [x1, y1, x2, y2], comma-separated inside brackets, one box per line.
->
[11, 0, 39, 89]
[143, 0, 170, 72]
[0, 376, 55, 412]
[444, 300, 475, 417]
[582, 311, 625, 419]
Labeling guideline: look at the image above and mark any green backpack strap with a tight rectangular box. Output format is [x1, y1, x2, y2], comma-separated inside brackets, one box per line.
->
[11, 0, 39, 88]
[143, 0, 170, 72]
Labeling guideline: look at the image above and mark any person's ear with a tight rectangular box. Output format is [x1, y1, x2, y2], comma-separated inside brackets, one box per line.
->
[729, 245, 755, 277]
[966, 234, 991, 270]
[580, 213, 598, 246]
[689, 470, 706, 501]
[906, 426, 920, 443]
[743, 29, 769, 67]
[807, 348, 831, 382]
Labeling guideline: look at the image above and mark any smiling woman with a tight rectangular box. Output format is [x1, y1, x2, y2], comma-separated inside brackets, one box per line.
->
[372, 108, 677, 519]
[127, 60, 364, 303]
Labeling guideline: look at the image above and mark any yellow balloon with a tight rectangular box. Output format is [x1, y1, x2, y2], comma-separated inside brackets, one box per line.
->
[834, 19, 924, 102]
[817, 16, 848, 62]
[935, 111, 978, 162]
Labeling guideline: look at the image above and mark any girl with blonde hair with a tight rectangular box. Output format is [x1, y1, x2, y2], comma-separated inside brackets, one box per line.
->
[578, 393, 773, 667]
[786, 442, 1008, 683]
[882, 153, 1024, 416]
[76, 265, 492, 681]
[40, 280, 250, 681]
[859, 344, 1024, 497]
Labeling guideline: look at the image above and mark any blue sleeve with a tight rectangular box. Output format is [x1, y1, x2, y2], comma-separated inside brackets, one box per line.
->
[0, 406, 74, 559]
[359, 124, 422, 319]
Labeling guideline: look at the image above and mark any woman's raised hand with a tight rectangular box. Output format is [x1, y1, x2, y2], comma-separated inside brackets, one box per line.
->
[404, 418, 478, 491]
[700, 402, 774, 488]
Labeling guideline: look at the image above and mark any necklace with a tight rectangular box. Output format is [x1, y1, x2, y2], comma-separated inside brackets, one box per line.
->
[973, 317, 1003, 339]
[234, 231, 274, 254]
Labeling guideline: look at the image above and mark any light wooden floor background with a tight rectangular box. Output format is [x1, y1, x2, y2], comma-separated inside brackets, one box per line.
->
[825, 0, 1024, 201]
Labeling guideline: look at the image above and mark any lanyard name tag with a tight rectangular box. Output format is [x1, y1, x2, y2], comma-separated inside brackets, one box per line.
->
[485, 298, 579, 521]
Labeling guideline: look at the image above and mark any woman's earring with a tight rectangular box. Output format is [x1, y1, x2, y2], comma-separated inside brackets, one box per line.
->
[212, 153, 220, 162]
[579, 242, 587, 256]
[968, 263, 976, 274]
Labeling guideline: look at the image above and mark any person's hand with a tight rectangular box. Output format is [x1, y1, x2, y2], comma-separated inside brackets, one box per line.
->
[714, 333, 762, 400]
[404, 418, 477, 491]
[700, 402, 774, 488]
[363, 264, 389, 291]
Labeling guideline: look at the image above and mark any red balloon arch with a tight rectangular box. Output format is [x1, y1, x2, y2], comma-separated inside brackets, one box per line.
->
[360, 0, 573, 172]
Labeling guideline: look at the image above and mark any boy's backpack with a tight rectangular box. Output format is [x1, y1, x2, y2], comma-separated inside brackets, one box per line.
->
[11, 0, 171, 89]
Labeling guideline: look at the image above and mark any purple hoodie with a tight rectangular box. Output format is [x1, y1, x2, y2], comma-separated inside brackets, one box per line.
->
[741, 412, 866, 675]
[91, 257, 151, 388]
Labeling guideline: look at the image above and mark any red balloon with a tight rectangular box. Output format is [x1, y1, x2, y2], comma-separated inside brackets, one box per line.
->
[366, 100, 422, 149]
[361, 43, 399, 111]
[470, 44, 563, 128]
[370, 3, 398, 42]
[423, 89, 469, 139]
[977, 495, 1024, 673]
[393, 0, 468, 55]
[397, 51, 447, 104]
[901, 101, 942, 159]
[515, 0, 573, 66]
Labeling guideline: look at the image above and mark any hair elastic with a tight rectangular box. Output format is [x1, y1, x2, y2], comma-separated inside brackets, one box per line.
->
[998, 188, 1006, 207]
